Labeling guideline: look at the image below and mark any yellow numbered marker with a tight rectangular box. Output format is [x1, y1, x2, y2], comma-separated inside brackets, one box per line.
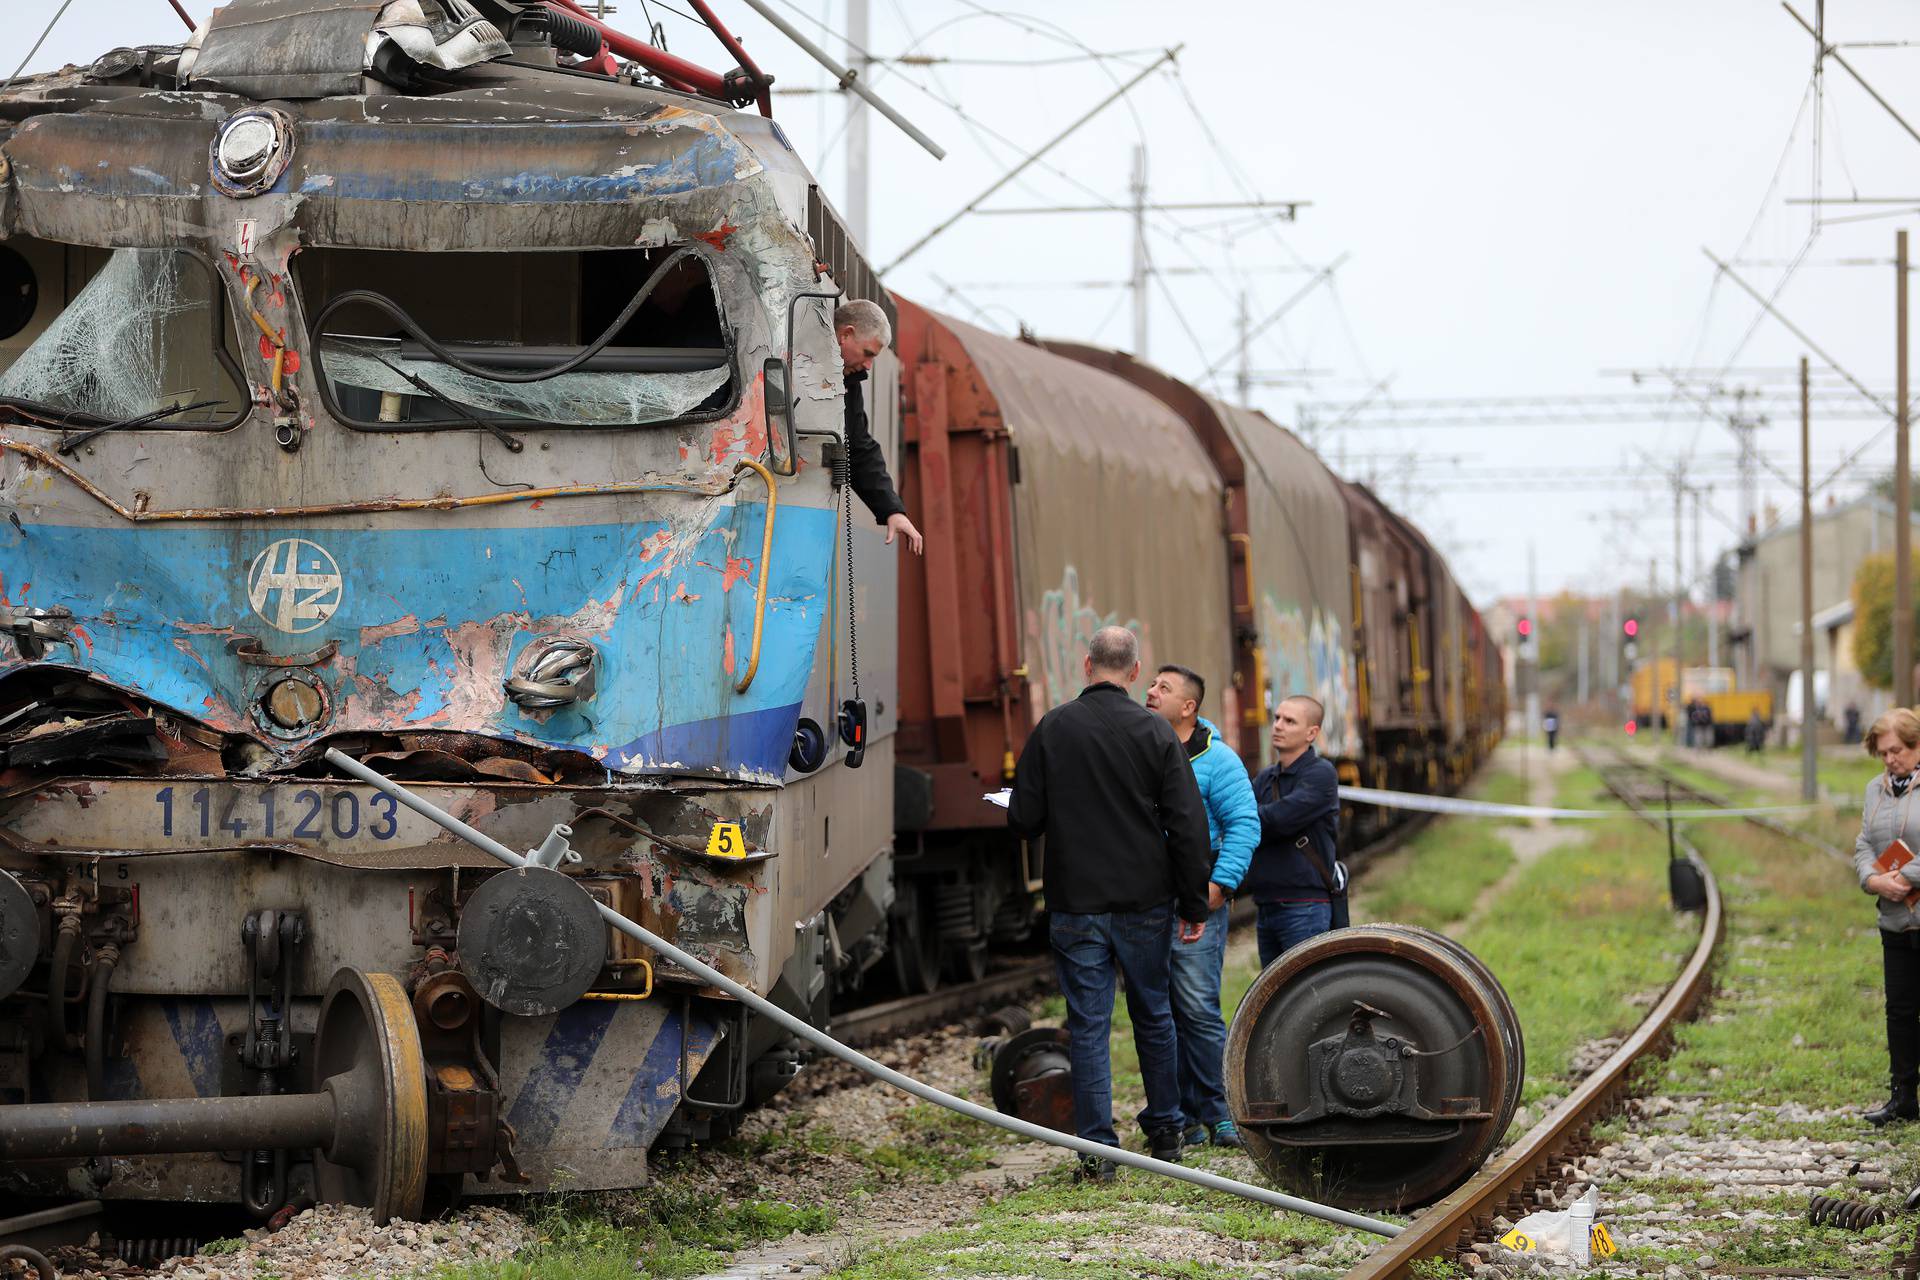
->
[1589, 1223, 1617, 1258]
[707, 822, 746, 858]
[1496, 1229, 1536, 1252]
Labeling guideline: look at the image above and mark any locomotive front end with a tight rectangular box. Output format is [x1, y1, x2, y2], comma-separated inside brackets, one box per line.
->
[0, 0, 892, 1216]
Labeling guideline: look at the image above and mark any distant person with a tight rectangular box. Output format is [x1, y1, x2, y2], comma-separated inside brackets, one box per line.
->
[1854, 709, 1920, 1126]
[1144, 664, 1259, 1152]
[1686, 698, 1711, 750]
[1007, 626, 1212, 1181]
[1746, 708, 1767, 756]
[1543, 709, 1561, 751]
[1244, 695, 1343, 966]
[1847, 703, 1864, 746]
[835, 299, 922, 555]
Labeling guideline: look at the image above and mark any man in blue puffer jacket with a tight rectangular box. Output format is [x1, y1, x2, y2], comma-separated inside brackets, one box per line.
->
[1146, 664, 1260, 1149]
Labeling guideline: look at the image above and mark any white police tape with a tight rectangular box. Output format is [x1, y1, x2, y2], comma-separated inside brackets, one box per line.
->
[1336, 785, 1828, 821]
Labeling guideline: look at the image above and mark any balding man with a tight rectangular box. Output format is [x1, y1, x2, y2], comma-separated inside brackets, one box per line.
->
[1008, 626, 1213, 1182]
[1242, 695, 1343, 966]
[835, 299, 922, 554]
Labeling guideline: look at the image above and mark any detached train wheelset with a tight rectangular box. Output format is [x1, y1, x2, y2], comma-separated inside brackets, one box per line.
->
[1225, 925, 1524, 1213]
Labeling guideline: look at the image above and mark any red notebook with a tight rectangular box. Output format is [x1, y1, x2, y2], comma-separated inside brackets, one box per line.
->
[1877, 839, 1920, 907]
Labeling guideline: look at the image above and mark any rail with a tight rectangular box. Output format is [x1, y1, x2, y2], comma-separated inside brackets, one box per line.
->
[1613, 746, 1851, 866]
[1342, 747, 1725, 1278]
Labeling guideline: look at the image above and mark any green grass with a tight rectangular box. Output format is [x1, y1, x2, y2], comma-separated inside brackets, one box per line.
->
[822, 1159, 1362, 1279]
[1355, 818, 1515, 931]
[1453, 816, 1694, 1106]
[1743, 742, 1883, 799]
[1659, 820, 1885, 1107]
[433, 1188, 831, 1280]
[469, 746, 1896, 1280]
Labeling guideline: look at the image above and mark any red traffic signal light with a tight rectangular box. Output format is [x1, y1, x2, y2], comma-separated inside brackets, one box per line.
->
[1622, 617, 1639, 638]
[1516, 617, 1532, 639]
[1624, 720, 1638, 736]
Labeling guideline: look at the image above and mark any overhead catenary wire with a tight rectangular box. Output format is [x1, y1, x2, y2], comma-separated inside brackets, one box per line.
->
[5, 0, 81, 94]
[880, 46, 1181, 274]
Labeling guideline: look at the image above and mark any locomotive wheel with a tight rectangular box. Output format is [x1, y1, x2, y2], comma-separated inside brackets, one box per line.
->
[1224, 925, 1522, 1212]
[310, 968, 428, 1224]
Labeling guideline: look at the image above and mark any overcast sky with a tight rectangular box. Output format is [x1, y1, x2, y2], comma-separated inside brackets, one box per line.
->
[18, 0, 1920, 606]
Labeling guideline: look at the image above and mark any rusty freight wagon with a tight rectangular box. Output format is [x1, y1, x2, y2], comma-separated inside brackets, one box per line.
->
[0, 0, 905, 1220]
[890, 325, 1504, 974]
[886, 298, 1232, 990]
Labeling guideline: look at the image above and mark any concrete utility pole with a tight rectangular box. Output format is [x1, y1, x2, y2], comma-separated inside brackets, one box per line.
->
[1691, 490, 1703, 667]
[1898, 229, 1913, 706]
[1801, 356, 1818, 800]
[844, 0, 869, 243]
[1672, 475, 1685, 745]
[1526, 542, 1540, 738]
[1236, 290, 1251, 404]
[1577, 611, 1590, 706]
[1131, 145, 1149, 358]
[1606, 592, 1620, 701]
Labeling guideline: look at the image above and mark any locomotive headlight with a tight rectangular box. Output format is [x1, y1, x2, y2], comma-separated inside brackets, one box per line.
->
[262, 674, 326, 734]
[211, 108, 294, 198]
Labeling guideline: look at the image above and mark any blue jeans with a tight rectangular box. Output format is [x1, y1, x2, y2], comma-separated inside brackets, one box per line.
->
[1169, 902, 1231, 1129]
[1255, 900, 1331, 969]
[1049, 904, 1185, 1148]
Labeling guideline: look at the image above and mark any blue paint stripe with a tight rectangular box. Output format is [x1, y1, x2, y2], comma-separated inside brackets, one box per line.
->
[505, 1001, 619, 1147]
[3, 508, 833, 778]
[162, 998, 225, 1098]
[604, 1010, 711, 1147]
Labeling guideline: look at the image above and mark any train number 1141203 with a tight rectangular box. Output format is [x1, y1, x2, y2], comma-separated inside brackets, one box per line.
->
[153, 786, 401, 842]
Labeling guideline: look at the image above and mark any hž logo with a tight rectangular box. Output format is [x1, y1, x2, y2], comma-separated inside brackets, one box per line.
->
[248, 538, 343, 634]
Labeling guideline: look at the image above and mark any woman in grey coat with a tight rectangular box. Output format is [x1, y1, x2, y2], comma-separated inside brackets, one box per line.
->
[1855, 707, 1920, 1125]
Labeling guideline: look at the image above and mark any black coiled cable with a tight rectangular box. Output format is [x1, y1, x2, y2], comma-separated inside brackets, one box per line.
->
[308, 244, 702, 387]
[1808, 1193, 1886, 1230]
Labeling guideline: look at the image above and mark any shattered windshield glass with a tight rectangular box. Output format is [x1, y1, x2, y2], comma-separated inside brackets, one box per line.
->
[301, 245, 736, 430]
[318, 337, 730, 427]
[0, 248, 244, 424]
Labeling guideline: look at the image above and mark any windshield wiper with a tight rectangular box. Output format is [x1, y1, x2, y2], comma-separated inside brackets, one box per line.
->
[371, 355, 525, 453]
[57, 399, 224, 456]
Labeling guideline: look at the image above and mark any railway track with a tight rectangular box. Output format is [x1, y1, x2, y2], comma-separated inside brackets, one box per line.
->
[1341, 745, 1728, 1279]
[829, 957, 1055, 1046]
[1608, 746, 1853, 865]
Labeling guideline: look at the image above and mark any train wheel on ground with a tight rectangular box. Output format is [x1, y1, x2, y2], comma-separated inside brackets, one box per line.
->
[310, 968, 429, 1224]
[1225, 925, 1522, 1213]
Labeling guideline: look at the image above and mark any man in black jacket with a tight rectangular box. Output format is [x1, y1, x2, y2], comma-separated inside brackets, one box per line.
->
[835, 299, 922, 555]
[1243, 695, 1341, 967]
[1008, 625, 1212, 1180]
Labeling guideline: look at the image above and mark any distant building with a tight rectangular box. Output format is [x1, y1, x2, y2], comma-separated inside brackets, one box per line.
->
[1737, 495, 1920, 728]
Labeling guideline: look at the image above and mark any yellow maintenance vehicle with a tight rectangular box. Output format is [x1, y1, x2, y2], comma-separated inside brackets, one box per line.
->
[1630, 660, 1773, 743]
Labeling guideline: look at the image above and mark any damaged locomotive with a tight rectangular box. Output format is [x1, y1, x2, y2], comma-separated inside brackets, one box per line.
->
[0, 0, 901, 1220]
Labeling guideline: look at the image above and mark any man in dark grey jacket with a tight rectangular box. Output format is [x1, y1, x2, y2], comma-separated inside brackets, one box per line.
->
[835, 299, 922, 555]
[1008, 625, 1212, 1181]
